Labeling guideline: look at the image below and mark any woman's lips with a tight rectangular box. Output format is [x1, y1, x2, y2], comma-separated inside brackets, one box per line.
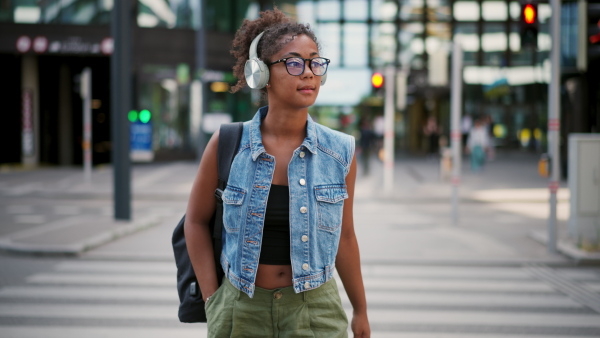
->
[298, 86, 315, 93]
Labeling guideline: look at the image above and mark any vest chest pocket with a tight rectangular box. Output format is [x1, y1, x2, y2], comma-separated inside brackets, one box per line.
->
[222, 186, 246, 232]
[315, 184, 348, 232]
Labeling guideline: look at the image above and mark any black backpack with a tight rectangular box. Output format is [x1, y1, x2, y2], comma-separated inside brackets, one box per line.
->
[172, 122, 243, 323]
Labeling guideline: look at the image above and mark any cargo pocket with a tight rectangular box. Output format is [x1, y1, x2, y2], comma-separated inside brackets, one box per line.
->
[314, 184, 348, 232]
[222, 186, 246, 232]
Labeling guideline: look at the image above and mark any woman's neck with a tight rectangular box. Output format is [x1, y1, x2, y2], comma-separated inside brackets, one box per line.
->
[262, 105, 308, 139]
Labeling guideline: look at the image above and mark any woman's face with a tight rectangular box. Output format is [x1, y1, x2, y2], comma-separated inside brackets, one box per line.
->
[267, 34, 322, 110]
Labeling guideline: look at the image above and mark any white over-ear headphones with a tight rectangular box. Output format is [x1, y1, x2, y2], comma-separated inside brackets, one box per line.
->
[243, 31, 327, 89]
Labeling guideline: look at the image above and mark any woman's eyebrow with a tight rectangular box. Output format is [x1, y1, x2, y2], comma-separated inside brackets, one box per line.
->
[282, 51, 320, 58]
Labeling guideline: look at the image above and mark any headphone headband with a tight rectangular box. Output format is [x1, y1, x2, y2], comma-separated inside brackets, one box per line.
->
[249, 31, 264, 60]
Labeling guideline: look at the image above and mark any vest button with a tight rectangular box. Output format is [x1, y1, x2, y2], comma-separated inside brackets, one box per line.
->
[299, 178, 306, 186]
[301, 235, 308, 242]
[304, 282, 310, 289]
[300, 206, 307, 213]
[302, 263, 309, 270]
[299, 151, 305, 158]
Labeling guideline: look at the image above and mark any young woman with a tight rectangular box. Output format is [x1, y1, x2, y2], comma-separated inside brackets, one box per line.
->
[184, 9, 370, 337]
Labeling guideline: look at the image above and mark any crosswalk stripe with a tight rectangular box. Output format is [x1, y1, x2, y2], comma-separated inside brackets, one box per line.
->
[362, 279, 554, 292]
[26, 273, 174, 286]
[364, 309, 600, 328]
[360, 334, 596, 338]
[0, 285, 579, 309]
[584, 282, 600, 292]
[362, 265, 533, 279]
[55, 261, 176, 273]
[0, 286, 177, 301]
[1, 328, 596, 338]
[25, 272, 554, 293]
[0, 326, 206, 338]
[352, 291, 582, 308]
[2, 303, 599, 328]
[0, 303, 178, 320]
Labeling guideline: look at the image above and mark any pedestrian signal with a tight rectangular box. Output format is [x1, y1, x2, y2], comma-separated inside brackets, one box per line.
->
[139, 109, 152, 123]
[128, 110, 138, 123]
[128, 110, 152, 123]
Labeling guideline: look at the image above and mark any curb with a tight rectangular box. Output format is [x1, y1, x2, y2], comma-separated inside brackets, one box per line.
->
[529, 230, 600, 264]
[0, 214, 163, 256]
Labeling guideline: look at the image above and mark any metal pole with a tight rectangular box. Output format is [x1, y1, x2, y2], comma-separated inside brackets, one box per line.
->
[547, 0, 562, 253]
[450, 43, 463, 226]
[195, 0, 207, 160]
[81, 67, 92, 182]
[383, 66, 395, 194]
[111, 0, 132, 220]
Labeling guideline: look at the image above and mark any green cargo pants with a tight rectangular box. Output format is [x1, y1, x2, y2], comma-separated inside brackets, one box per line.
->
[205, 277, 348, 338]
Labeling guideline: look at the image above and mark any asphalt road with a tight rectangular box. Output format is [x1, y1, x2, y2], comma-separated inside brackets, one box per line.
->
[1, 152, 599, 337]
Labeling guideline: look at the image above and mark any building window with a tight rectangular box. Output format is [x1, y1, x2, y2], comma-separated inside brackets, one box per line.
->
[343, 23, 368, 67]
[454, 22, 479, 65]
[453, 1, 480, 22]
[482, 1, 508, 21]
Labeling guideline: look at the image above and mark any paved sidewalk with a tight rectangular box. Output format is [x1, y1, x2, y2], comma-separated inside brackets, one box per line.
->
[0, 150, 597, 264]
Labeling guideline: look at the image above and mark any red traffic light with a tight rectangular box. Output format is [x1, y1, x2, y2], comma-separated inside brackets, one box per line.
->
[371, 72, 384, 88]
[523, 4, 536, 24]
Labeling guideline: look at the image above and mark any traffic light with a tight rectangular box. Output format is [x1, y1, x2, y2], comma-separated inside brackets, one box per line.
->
[371, 72, 384, 89]
[589, 2, 600, 60]
[128, 110, 152, 124]
[520, 2, 538, 49]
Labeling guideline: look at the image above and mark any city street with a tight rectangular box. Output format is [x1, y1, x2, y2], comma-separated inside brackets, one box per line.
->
[1, 152, 600, 337]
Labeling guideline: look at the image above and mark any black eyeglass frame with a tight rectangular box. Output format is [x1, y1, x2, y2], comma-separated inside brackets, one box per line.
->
[268, 57, 331, 76]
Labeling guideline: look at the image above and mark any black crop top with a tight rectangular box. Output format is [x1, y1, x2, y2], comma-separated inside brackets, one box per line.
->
[259, 184, 291, 265]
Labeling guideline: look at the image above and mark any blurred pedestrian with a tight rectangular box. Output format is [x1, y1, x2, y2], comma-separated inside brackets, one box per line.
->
[359, 116, 375, 175]
[183, 8, 370, 338]
[466, 116, 490, 172]
[423, 115, 441, 159]
[461, 114, 472, 150]
[485, 114, 496, 161]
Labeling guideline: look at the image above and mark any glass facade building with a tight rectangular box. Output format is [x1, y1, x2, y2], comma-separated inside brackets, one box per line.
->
[0, 0, 597, 167]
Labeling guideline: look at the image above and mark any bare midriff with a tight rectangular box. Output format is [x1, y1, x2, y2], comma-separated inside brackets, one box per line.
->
[255, 264, 293, 289]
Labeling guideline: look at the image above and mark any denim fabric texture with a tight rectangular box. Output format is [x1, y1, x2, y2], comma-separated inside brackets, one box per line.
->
[220, 106, 355, 298]
[205, 276, 348, 337]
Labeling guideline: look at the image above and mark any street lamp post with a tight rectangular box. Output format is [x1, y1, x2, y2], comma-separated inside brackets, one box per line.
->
[110, 0, 133, 220]
[547, 0, 562, 253]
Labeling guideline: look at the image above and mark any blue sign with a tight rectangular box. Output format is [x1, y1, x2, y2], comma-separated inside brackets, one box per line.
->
[130, 121, 153, 161]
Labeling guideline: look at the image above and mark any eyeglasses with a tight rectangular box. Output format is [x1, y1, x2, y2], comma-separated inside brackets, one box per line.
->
[269, 57, 330, 76]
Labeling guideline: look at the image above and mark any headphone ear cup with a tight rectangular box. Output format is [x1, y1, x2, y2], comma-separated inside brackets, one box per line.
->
[244, 59, 270, 89]
[320, 72, 327, 86]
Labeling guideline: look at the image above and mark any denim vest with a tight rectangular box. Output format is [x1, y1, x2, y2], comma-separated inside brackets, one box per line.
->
[220, 106, 355, 298]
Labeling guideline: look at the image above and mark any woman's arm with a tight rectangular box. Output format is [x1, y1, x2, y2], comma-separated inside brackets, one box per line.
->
[336, 155, 371, 338]
[184, 130, 221, 302]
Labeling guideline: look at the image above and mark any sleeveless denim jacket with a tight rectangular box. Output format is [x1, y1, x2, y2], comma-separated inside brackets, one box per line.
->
[220, 106, 355, 298]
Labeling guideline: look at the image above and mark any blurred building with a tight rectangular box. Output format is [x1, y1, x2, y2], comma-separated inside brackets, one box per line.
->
[0, 0, 252, 166]
[1, 0, 598, 168]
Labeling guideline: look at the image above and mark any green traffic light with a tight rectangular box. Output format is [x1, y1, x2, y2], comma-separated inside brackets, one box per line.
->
[139, 109, 151, 123]
[128, 110, 138, 123]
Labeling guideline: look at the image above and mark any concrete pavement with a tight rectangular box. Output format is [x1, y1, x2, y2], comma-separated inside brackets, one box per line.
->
[0, 150, 597, 264]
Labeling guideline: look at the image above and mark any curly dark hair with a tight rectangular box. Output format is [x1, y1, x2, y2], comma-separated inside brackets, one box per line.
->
[230, 8, 320, 93]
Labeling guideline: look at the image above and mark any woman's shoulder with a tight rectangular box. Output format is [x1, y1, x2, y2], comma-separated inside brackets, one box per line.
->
[313, 122, 355, 165]
[314, 122, 354, 144]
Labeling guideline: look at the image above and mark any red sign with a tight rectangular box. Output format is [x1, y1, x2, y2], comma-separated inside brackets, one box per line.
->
[16, 36, 31, 53]
[33, 36, 48, 53]
[101, 37, 114, 55]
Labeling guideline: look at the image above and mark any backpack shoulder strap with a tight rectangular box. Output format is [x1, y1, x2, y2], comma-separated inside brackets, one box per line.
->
[212, 122, 243, 252]
[217, 122, 243, 187]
